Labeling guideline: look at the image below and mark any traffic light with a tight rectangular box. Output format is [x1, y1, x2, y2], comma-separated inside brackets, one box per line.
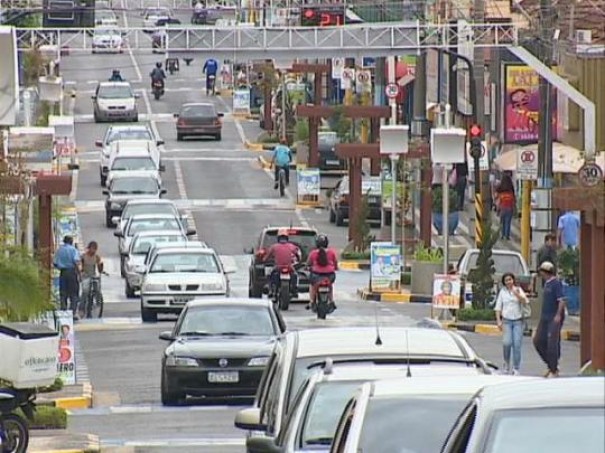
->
[469, 124, 483, 159]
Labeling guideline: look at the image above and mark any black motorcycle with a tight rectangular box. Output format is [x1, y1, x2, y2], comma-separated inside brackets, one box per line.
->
[152, 79, 165, 100]
[0, 388, 36, 453]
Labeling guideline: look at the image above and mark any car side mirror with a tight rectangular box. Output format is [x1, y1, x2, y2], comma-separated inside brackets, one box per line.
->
[186, 228, 196, 236]
[234, 407, 265, 431]
[217, 112, 224, 117]
[173, 113, 179, 118]
[159, 331, 174, 341]
[91, 95, 97, 99]
[159, 164, 166, 172]
[246, 436, 281, 453]
[95, 140, 103, 147]
[102, 189, 109, 195]
[134, 94, 141, 99]
[120, 250, 129, 257]
[243, 247, 254, 254]
[111, 216, 120, 226]
[113, 230, 124, 237]
[160, 188, 167, 195]
[156, 140, 165, 146]
[223, 265, 237, 274]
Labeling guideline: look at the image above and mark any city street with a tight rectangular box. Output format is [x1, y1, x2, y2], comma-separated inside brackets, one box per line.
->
[56, 3, 581, 451]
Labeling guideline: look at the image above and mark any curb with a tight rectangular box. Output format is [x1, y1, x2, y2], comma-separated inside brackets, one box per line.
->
[30, 434, 100, 453]
[357, 288, 432, 303]
[340, 261, 370, 270]
[50, 382, 93, 410]
[441, 322, 581, 341]
[246, 140, 265, 151]
[257, 155, 271, 169]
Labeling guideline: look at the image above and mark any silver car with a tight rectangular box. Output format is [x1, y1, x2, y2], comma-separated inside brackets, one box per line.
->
[92, 82, 139, 123]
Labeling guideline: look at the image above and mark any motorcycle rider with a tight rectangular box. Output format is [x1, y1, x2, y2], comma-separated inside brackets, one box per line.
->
[307, 234, 338, 312]
[193, 0, 205, 13]
[264, 229, 300, 300]
[271, 138, 292, 189]
[109, 69, 124, 82]
[149, 62, 166, 90]
[203, 57, 219, 94]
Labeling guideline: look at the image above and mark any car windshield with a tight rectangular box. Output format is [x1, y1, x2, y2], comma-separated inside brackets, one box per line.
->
[98, 85, 134, 99]
[95, 28, 119, 36]
[123, 203, 176, 220]
[262, 229, 316, 260]
[178, 305, 275, 336]
[318, 133, 338, 146]
[150, 252, 219, 273]
[146, 8, 169, 17]
[110, 177, 158, 194]
[127, 218, 181, 236]
[181, 104, 216, 118]
[111, 157, 156, 171]
[131, 234, 185, 254]
[301, 381, 364, 447]
[467, 253, 526, 275]
[357, 395, 470, 453]
[485, 407, 604, 453]
[107, 129, 153, 144]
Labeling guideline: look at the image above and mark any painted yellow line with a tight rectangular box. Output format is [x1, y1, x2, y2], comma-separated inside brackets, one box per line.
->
[339, 261, 364, 270]
[381, 292, 411, 303]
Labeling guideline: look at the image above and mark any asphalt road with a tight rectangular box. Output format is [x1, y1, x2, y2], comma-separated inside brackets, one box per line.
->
[62, 3, 581, 451]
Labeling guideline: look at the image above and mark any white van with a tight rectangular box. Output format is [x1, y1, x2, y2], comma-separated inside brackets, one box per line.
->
[101, 140, 163, 186]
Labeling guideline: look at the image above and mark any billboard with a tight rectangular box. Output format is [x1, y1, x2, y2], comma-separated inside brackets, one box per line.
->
[502, 64, 557, 144]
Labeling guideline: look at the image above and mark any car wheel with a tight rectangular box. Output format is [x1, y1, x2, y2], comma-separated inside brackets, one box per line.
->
[249, 274, 262, 298]
[215, 133, 221, 141]
[176, 133, 183, 141]
[161, 372, 183, 406]
[120, 257, 126, 278]
[133, 114, 139, 122]
[105, 211, 114, 228]
[329, 208, 336, 223]
[94, 112, 100, 123]
[335, 210, 344, 227]
[125, 281, 136, 298]
[141, 303, 157, 323]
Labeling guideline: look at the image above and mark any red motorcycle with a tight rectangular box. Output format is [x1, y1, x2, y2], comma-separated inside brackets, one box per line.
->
[314, 277, 333, 320]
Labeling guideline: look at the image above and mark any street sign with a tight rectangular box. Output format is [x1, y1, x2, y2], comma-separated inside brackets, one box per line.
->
[385, 83, 399, 99]
[516, 148, 538, 180]
[578, 162, 604, 187]
[341, 68, 355, 90]
[362, 57, 376, 68]
[332, 57, 344, 79]
[356, 70, 370, 85]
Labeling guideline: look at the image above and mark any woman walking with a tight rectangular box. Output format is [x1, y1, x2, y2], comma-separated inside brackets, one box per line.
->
[495, 173, 516, 240]
[495, 273, 530, 375]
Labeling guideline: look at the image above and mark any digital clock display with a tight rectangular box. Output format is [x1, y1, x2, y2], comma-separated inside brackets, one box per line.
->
[300, 6, 345, 26]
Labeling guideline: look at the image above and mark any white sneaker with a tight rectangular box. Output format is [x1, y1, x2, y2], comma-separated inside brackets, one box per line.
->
[512, 369, 521, 376]
[499, 364, 510, 375]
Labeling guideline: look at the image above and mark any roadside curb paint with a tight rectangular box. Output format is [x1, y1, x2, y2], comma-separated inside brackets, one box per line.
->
[52, 382, 93, 410]
[356, 288, 427, 303]
[441, 322, 580, 342]
[340, 261, 370, 270]
[245, 141, 265, 151]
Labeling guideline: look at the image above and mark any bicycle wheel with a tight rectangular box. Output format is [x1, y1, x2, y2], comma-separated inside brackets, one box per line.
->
[279, 169, 286, 197]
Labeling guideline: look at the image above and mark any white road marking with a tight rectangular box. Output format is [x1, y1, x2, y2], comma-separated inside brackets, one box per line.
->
[70, 404, 241, 416]
[173, 160, 188, 201]
[122, 0, 142, 83]
[81, 156, 256, 163]
[77, 147, 248, 157]
[70, 169, 79, 201]
[75, 198, 296, 212]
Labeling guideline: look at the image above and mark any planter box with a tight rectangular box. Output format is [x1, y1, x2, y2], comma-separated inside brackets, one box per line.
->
[432, 211, 460, 236]
[411, 261, 444, 296]
[563, 284, 580, 315]
[0, 323, 58, 389]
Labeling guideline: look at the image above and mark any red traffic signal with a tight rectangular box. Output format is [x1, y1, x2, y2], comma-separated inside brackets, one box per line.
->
[469, 124, 482, 137]
[304, 8, 315, 18]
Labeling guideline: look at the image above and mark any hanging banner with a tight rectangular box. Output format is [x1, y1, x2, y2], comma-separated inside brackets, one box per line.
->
[332, 57, 344, 79]
[296, 168, 320, 205]
[38, 311, 76, 385]
[233, 89, 251, 115]
[432, 274, 462, 310]
[370, 242, 401, 293]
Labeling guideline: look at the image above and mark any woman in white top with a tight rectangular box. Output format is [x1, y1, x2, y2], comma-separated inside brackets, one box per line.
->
[494, 272, 529, 375]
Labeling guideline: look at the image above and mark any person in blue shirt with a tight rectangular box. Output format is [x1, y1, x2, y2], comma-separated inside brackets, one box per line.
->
[53, 235, 82, 317]
[271, 138, 292, 189]
[203, 58, 219, 94]
[557, 210, 580, 249]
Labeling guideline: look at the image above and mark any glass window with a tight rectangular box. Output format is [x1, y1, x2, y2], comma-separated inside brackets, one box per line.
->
[181, 104, 216, 117]
[107, 129, 153, 144]
[357, 396, 470, 453]
[467, 253, 525, 275]
[300, 382, 363, 447]
[131, 235, 184, 255]
[127, 218, 181, 236]
[485, 408, 605, 453]
[111, 157, 156, 171]
[318, 133, 338, 146]
[123, 203, 177, 220]
[110, 177, 158, 194]
[98, 85, 135, 99]
[178, 306, 275, 336]
[150, 252, 219, 273]
[262, 230, 317, 260]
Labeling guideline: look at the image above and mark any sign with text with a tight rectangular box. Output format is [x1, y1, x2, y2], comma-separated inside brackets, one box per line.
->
[38, 311, 76, 385]
[432, 275, 462, 310]
[232, 89, 251, 115]
[370, 242, 401, 293]
[517, 148, 538, 180]
[297, 168, 320, 205]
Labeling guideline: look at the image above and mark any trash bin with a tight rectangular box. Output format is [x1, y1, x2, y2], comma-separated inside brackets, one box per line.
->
[0, 322, 58, 389]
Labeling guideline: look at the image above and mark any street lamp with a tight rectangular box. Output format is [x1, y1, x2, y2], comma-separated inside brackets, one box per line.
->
[380, 124, 409, 252]
[430, 110, 466, 275]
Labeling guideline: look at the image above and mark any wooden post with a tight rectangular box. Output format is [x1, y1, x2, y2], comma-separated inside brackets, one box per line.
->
[580, 211, 592, 366]
[589, 211, 605, 370]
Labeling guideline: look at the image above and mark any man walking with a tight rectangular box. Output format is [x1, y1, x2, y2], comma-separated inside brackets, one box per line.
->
[53, 235, 81, 318]
[557, 210, 580, 249]
[533, 261, 566, 378]
[537, 233, 558, 270]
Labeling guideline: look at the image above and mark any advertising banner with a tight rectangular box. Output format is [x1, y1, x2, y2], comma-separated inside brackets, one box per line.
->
[503, 64, 557, 144]
[432, 274, 462, 310]
[233, 89, 251, 115]
[370, 242, 401, 293]
[296, 168, 320, 205]
[38, 310, 76, 385]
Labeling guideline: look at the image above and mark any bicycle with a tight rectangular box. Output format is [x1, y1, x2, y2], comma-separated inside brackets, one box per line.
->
[84, 272, 108, 319]
[277, 166, 287, 197]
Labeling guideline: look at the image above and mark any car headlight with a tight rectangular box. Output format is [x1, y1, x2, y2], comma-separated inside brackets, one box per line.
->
[247, 356, 269, 367]
[143, 283, 165, 292]
[201, 282, 225, 291]
[110, 202, 121, 209]
[165, 356, 198, 367]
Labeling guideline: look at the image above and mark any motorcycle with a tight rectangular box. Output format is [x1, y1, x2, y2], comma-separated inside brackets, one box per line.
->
[206, 74, 216, 95]
[273, 265, 293, 311]
[166, 58, 179, 75]
[314, 277, 334, 320]
[152, 79, 165, 100]
[0, 388, 36, 453]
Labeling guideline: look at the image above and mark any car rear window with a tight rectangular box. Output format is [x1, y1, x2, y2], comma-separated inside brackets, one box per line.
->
[262, 229, 317, 259]
[467, 253, 526, 275]
[107, 129, 152, 143]
[123, 203, 176, 219]
[180, 104, 216, 117]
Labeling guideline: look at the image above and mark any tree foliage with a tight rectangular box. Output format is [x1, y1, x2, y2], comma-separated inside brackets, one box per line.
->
[353, 191, 375, 252]
[467, 218, 498, 309]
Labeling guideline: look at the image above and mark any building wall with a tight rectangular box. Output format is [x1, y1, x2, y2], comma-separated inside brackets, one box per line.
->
[559, 54, 605, 152]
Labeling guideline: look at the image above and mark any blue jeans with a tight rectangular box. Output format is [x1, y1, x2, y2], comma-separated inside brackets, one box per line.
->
[500, 208, 513, 239]
[533, 318, 563, 373]
[502, 318, 524, 371]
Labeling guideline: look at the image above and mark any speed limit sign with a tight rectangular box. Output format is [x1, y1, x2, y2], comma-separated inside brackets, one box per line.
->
[385, 83, 399, 99]
[578, 162, 604, 187]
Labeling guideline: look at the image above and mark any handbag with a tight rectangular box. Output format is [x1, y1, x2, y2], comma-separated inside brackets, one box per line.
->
[520, 298, 531, 319]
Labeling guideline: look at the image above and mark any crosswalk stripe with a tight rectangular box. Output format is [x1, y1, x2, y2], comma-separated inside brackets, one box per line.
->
[75, 198, 296, 213]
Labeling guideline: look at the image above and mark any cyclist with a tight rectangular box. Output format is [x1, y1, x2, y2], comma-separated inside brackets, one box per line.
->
[80, 241, 104, 318]
[150, 62, 166, 90]
[109, 69, 124, 82]
[203, 57, 219, 95]
[307, 234, 338, 312]
[264, 229, 300, 300]
[271, 138, 292, 190]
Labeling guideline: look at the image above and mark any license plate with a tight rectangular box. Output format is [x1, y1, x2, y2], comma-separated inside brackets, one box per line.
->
[208, 371, 239, 383]
[173, 296, 193, 304]
[368, 197, 378, 203]
[264, 267, 273, 276]
[318, 287, 330, 293]
[326, 160, 340, 165]
[280, 275, 291, 280]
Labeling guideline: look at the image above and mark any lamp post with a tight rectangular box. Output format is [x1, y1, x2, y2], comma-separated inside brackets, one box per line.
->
[380, 125, 409, 265]
[430, 111, 466, 275]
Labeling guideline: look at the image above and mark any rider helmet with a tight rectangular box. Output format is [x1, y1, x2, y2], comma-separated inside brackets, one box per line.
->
[277, 228, 289, 242]
[112, 69, 120, 75]
[156, 62, 162, 68]
[316, 234, 329, 248]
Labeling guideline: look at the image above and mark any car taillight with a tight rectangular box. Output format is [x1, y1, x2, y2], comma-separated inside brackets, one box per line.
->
[214, 119, 221, 126]
[177, 118, 186, 126]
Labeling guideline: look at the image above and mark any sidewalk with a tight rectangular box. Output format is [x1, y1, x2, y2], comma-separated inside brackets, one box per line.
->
[29, 430, 99, 453]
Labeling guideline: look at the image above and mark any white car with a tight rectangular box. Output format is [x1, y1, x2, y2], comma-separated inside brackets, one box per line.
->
[143, 7, 171, 31]
[95, 10, 118, 26]
[92, 82, 139, 123]
[92, 27, 123, 53]
[106, 151, 164, 187]
[101, 139, 162, 186]
[112, 199, 182, 232]
[139, 244, 235, 322]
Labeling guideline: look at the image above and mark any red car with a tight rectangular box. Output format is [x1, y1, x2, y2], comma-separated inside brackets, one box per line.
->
[174, 103, 223, 141]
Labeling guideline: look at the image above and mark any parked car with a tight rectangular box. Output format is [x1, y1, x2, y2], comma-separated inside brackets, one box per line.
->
[123, 231, 187, 298]
[112, 199, 183, 232]
[328, 176, 383, 227]
[245, 226, 317, 298]
[441, 377, 605, 453]
[234, 327, 495, 451]
[175, 103, 224, 141]
[95, 9, 118, 26]
[159, 298, 286, 405]
[102, 172, 166, 227]
[317, 131, 345, 171]
[91, 27, 123, 53]
[139, 244, 235, 322]
[143, 7, 172, 31]
[330, 375, 533, 453]
[190, 8, 222, 25]
[92, 82, 139, 123]
[155, 17, 181, 26]
[100, 139, 162, 186]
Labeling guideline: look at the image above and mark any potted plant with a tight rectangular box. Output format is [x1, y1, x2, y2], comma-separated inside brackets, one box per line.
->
[558, 248, 580, 315]
[411, 245, 444, 296]
[431, 184, 460, 236]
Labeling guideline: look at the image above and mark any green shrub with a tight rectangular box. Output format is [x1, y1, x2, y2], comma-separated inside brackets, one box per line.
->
[17, 406, 67, 430]
[341, 250, 370, 260]
[456, 308, 496, 322]
[38, 378, 64, 393]
[413, 245, 443, 263]
[401, 272, 411, 285]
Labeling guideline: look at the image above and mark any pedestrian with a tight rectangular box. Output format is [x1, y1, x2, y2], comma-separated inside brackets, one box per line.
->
[494, 272, 529, 375]
[453, 162, 468, 211]
[537, 233, 558, 270]
[533, 261, 566, 378]
[557, 210, 580, 249]
[495, 173, 516, 240]
[53, 235, 81, 318]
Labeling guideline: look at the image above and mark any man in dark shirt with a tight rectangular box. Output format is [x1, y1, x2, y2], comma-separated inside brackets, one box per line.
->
[536, 233, 558, 270]
[533, 261, 566, 378]
[53, 235, 81, 317]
